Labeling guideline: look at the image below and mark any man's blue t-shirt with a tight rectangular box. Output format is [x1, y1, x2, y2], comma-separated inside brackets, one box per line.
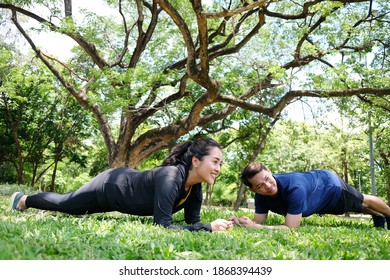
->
[254, 170, 343, 217]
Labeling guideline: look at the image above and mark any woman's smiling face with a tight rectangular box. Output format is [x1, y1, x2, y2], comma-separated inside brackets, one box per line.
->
[193, 146, 223, 185]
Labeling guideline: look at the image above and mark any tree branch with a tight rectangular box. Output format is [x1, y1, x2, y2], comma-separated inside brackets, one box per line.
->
[0, 3, 108, 69]
[128, 0, 161, 68]
[9, 9, 116, 161]
[202, 0, 267, 18]
[219, 88, 390, 118]
[156, 0, 198, 77]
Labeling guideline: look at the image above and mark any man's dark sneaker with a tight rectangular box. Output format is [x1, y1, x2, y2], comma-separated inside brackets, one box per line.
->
[385, 216, 390, 230]
[372, 215, 385, 228]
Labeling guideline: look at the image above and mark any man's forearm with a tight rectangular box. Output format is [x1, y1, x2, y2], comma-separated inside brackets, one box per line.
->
[251, 222, 290, 230]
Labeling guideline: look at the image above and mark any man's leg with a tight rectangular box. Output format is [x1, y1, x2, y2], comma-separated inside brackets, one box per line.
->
[338, 181, 390, 229]
[362, 195, 390, 216]
[363, 195, 390, 229]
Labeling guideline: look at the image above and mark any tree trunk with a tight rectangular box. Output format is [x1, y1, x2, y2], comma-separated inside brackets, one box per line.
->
[50, 158, 58, 192]
[233, 116, 279, 211]
[341, 147, 348, 184]
[234, 181, 247, 211]
[1, 93, 24, 184]
[64, 0, 72, 17]
[379, 153, 390, 205]
[49, 151, 62, 192]
[204, 183, 213, 207]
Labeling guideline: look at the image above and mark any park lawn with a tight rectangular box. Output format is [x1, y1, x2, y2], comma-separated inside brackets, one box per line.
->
[0, 194, 389, 260]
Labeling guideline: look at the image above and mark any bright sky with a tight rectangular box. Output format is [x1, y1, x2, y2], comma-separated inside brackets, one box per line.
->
[31, 0, 213, 60]
[29, 0, 109, 60]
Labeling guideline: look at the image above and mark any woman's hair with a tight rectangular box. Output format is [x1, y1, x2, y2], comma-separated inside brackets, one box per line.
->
[161, 138, 221, 168]
[241, 162, 267, 188]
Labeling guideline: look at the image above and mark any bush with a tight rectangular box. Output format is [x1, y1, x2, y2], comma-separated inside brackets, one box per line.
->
[0, 183, 33, 196]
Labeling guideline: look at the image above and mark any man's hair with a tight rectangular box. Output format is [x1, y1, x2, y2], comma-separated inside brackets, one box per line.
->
[241, 162, 267, 188]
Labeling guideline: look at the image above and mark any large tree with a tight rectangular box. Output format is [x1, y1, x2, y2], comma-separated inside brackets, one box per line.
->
[0, 0, 389, 168]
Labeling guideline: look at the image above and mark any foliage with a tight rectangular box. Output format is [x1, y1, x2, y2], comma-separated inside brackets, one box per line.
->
[0, 46, 96, 190]
[0, 193, 389, 260]
[260, 118, 366, 174]
[331, 95, 390, 203]
[0, 0, 388, 169]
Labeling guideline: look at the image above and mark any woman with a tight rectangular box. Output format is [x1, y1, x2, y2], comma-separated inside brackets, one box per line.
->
[11, 138, 232, 232]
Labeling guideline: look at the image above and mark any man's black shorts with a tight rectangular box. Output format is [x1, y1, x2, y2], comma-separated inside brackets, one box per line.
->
[330, 176, 364, 214]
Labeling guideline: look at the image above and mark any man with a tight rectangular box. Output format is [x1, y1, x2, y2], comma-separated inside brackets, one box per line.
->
[229, 162, 390, 230]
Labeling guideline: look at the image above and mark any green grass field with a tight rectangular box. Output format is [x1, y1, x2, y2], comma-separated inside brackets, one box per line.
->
[1, 186, 389, 260]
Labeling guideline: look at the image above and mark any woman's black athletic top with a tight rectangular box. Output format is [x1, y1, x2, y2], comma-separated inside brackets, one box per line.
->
[98, 165, 211, 231]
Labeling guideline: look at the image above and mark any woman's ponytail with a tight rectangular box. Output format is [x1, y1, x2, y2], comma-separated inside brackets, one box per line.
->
[161, 138, 220, 168]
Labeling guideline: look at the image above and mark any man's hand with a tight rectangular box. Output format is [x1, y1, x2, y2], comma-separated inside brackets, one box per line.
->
[228, 216, 256, 227]
[228, 216, 240, 225]
[238, 216, 256, 227]
[210, 219, 233, 232]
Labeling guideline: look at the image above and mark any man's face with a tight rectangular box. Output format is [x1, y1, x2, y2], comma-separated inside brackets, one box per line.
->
[248, 169, 278, 196]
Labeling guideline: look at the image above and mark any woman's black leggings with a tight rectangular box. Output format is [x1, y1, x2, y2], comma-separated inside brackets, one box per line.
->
[25, 169, 115, 215]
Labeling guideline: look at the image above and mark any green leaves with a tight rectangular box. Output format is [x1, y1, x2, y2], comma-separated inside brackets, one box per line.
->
[309, 1, 344, 17]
